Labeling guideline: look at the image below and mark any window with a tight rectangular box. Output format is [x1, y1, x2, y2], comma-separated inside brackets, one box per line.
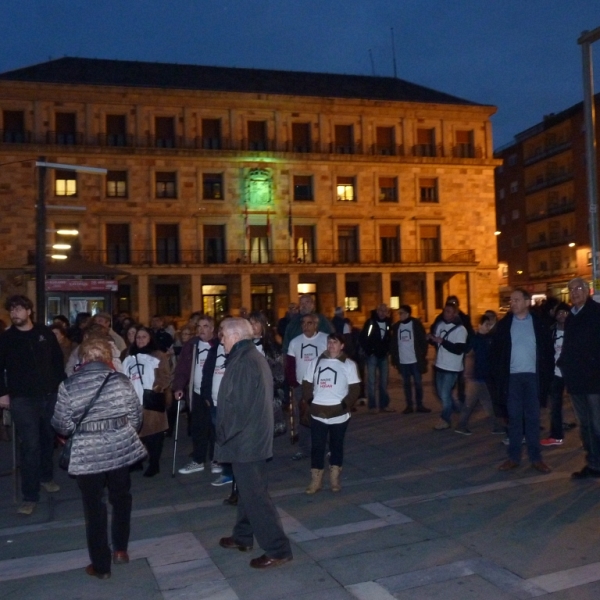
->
[105, 223, 130, 264]
[155, 284, 180, 315]
[380, 225, 400, 263]
[155, 117, 176, 148]
[155, 172, 177, 198]
[415, 128, 436, 157]
[334, 125, 353, 154]
[55, 170, 77, 196]
[508, 154, 518, 166]
[455, 130, 474, 158]
[249, 225, 270, 263]
[291, 122, 311, 152]
[375, 126, 395, 155]
[106, 171, 128, 198]
[510, 181, 518, 193]
[294, 225, 315, 263]
[105, 115, 127, 146]
[500, 214, 507, 225]
[511, 209, 520, 220]
[155, 224, 179, 264]
[247, 120, 267, 150]
[378, 177, 397, 202]
[203, 173, 223, 200]
[511, 235, 522, 248]
[251, 285, 274, 323]
[293, 175, 313, 201]
[338, 226, 359, 263]
[550, 250, 561, 271]
[203, 225, 226, 264]
[2, 110, 25, 142]
[202, 284, 228, 319]
[201, 118, 221, 149]
[420, 225, 440, 262]
[390, 281, 401, 310]
[498, 188, 505, 200]
[55, 112, 77, 144]
[345, 281, 360, 311]
[419, 178, 438, 203]
[337, 176, 356, 202]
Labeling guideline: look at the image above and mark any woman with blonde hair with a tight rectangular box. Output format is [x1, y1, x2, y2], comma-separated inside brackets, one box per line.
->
[52, 336, 146, 579]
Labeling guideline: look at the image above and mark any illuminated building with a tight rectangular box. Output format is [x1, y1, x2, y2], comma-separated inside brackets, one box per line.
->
[0, 57, 499, 324]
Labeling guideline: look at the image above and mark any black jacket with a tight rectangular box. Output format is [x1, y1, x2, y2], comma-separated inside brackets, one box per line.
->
[359, 311, 392, 358]
[489, 312, 553, 406]
[390, 317, 428, 373]
[214, 339, 273, 463]
[0, 324, 65, 397]
[557, 298, 600, 394]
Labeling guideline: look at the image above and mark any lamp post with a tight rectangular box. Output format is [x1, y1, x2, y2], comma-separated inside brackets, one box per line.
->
[34, 157, 107, 324]
[578, 27, 600, 294]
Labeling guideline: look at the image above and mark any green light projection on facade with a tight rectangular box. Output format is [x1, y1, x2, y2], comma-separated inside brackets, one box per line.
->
[245, 168, 273, 208]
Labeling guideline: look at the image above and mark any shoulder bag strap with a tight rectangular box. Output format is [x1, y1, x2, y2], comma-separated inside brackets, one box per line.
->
[73, 372, 113, 434]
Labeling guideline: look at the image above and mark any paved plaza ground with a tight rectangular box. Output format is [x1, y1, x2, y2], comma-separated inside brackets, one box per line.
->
[1, 368, 600, 599]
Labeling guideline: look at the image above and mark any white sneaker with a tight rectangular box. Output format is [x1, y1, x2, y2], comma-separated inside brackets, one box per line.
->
[211, 461, 222, 474]
[178, 461, 205, 475]
[41, 480, 60, 493]
[18, 501, 36, 515]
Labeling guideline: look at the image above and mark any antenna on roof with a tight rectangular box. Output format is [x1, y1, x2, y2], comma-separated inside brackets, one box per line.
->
[390, 27, 398, 78]
[369, 49, 376, 76]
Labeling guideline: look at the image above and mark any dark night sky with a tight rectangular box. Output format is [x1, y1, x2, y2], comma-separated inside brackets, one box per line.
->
[2, 0, 600, 148]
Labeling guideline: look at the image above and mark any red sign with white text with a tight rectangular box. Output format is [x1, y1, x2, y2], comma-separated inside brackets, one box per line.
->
[45, 279, 118, 292]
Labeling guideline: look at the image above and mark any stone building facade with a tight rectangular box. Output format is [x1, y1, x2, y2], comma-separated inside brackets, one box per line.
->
[0, 57, 499, 326]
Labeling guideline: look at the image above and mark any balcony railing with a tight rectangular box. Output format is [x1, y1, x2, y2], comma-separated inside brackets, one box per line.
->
[49, 247, 475, 267]
[526, 199, 576, 222]
[525, 169, 573, 194]
[527, 233, 575, 251]
[523, 140, 572, 166]
[1, 129, 32, 143]
[412, 143, 444, 158]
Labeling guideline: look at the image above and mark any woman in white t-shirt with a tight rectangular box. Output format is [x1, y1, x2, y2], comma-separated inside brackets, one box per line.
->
[302, 333, 360, 494]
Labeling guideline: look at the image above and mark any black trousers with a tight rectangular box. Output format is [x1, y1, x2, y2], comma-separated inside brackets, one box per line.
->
[231, 460, 292, 559]
[76, 466, 132, 574]
[190, 392, 213, 463]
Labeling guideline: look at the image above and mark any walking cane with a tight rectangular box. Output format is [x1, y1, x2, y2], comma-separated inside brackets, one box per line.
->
[171, 399, 184, 477]
[289, 387, 296, 445]
[13, 420, 18, 503]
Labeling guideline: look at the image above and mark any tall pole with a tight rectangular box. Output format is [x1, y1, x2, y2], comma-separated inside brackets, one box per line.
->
[579, 28, 600, 293]
[35, 156, 47, 325]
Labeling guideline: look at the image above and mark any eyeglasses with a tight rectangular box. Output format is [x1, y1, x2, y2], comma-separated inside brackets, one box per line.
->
[568, 285, 585, 292]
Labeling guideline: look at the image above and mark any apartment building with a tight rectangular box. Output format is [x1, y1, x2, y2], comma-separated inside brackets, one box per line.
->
[495, 101, 596, 302]
[0, 57, 499, 325]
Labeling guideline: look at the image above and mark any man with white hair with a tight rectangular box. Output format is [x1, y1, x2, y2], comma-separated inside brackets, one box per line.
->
[558, 278, 600, 479]
[216, 318, 292, 569]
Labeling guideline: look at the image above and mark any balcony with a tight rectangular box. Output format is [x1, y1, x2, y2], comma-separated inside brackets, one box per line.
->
[412, 143, 443, 158]
[527, 233, 575, 251]
[525, 168, 573, 194]
[526, 199, 576, 222]
[523, 140, 572, 166]
[1, 129, 32, 143]
[451, 145, 483, 159]
[66, 247, 476, 268]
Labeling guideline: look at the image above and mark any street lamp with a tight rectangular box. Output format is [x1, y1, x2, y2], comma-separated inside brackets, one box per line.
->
[578, 27, 600, 294]
[35, 157, 107, 324]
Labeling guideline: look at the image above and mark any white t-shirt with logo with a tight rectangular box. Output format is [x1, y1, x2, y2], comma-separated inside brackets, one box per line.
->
[433, 320, 467, 372]
[193, 340, 213, 393]
[122, 353, 160, 404]
[304, 356, 360, 424]
[398, 320, 417, 365]
[211, 343, 227, 406]
[287, 332, 328, 384]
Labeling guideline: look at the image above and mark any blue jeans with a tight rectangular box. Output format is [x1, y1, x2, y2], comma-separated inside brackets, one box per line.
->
[399, 363, 423, 409]
[366, 355, 390, 410]
[506, 373, 541, 464]
[10, 394, 57, 502]
[435, 370, 458, 424]
[570, 393, 600, 471]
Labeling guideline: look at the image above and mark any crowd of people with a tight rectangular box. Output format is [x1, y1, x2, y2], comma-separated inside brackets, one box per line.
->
[0, 279, 596, 578]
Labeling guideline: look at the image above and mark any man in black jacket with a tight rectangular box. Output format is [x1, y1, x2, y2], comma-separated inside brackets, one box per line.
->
[557, 278, 600, 479]
[0, 295, 65, 515]
[490, 289, 553, 474]
[360, 303, 393, 414]
[216, 318, 292, 569]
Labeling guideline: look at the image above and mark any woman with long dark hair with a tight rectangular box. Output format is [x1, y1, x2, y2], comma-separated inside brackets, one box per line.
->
[122, 326, 172, 477]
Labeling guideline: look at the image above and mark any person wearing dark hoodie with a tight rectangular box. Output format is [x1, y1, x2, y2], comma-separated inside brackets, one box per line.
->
[359, 303, 393, 414]
[390, 305, 430, 414]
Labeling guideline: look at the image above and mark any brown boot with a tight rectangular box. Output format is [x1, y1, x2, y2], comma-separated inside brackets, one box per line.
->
[305, 469, 324, 494]
[330, 465, 342, 492]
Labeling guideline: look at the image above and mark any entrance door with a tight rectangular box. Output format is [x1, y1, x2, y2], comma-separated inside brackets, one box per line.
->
[68, 297, 106, 323]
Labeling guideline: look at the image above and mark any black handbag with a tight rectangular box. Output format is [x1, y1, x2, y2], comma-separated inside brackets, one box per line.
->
[142, 389, 166, 413]
[59, 373, 113, 471]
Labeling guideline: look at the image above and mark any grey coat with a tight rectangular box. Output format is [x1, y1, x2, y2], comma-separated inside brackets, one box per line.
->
[52, 361, 147, 475]
[214, 339, 273, 463]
